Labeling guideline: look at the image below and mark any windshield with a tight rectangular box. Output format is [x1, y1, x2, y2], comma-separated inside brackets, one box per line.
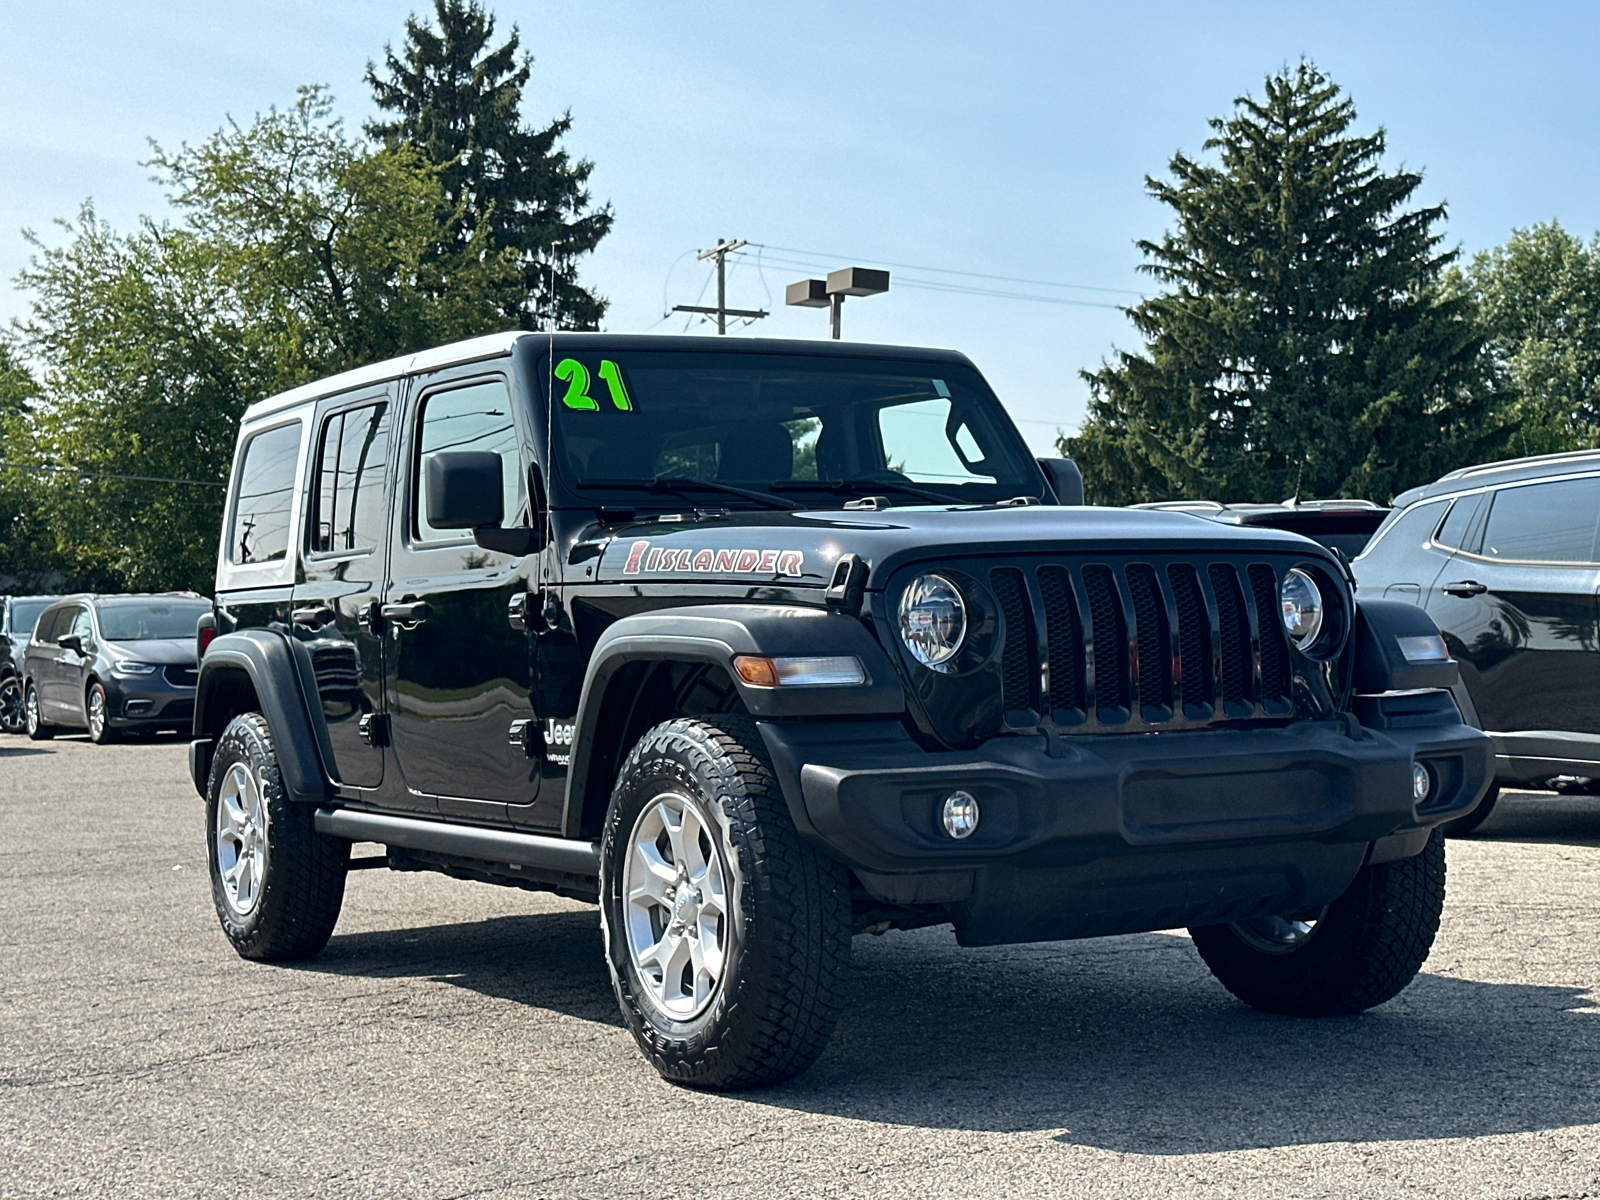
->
[98, 601, 211, 641]
[10, 599, 53, 638]
[542, 351, 1042, 508]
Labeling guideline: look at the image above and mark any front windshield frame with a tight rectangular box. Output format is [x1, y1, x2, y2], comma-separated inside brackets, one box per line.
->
[96, 601, 213, 642]
[531, 347, 1045, 511]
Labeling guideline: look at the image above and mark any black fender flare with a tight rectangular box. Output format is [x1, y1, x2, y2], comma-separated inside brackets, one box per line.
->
[191, 629, 333, 804]
[560, 603, 904, 838]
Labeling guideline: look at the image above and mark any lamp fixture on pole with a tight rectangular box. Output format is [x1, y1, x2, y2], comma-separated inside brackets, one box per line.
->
[786, 267, 890, 339]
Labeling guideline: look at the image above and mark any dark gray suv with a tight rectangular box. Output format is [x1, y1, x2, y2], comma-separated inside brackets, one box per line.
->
[23, 594, 211, 743]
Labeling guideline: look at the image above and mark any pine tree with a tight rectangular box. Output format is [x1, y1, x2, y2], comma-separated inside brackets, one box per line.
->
[366, 0, 613, 330]
[1066, 63, 1501, 505]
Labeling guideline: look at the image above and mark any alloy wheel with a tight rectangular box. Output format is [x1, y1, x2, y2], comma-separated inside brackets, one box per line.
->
[1229, 908, 1329, 955]
[0, 676, 22, 733]
[215, 762, 270, 917]
[87, 687, 106, 741]
[622, 790, 734, 1020]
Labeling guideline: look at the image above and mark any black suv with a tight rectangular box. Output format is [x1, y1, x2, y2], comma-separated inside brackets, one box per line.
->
[1135, 501, 1390, 558]
[1353, 449, 1600, 833]
[192, 332, 1489, 1089]
[22, 593, 210, 742]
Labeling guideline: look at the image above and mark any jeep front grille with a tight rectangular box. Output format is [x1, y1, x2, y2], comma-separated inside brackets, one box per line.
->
[983, 556, 1300, 733]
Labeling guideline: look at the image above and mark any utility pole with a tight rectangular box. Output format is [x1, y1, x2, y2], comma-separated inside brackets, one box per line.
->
[672, 238, 768, 333]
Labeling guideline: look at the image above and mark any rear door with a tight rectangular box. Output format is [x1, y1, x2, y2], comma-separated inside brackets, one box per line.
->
[30, 606, 70, 713]
[383, 363, 539, 820]
[1350, 497, 1452, 603]
[292, 390, 394, 794]
[1428, 476, 1600, 735]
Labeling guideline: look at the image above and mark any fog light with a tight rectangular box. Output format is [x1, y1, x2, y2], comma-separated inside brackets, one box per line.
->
[124, 699, 152, 716]
[1412, 762, 1433, 803]
[941, 791, 980, 839]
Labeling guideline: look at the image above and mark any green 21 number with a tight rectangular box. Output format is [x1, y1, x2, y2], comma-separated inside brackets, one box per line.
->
[555, 358, 633, 411]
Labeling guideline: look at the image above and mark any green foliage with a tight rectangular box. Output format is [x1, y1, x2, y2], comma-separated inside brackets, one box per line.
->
[1066, 63, 1501, 505]
[366, 0, 613, 330]
[10, 88, 519, 592]
[1458, 221, 1600, 456]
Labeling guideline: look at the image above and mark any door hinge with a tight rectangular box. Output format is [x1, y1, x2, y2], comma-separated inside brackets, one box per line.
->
[508, 717, 537, 757]
[358, 712, 391, 747]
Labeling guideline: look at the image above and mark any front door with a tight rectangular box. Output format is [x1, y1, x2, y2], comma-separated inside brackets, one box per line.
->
[384, 367, 539, 818]
[292, 392, 393, 794]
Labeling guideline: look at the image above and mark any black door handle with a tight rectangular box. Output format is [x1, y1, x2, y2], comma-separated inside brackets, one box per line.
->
[291, 605, 335, 628]
[380, 598, 431, 629]
[1442, 580, 1487, 597]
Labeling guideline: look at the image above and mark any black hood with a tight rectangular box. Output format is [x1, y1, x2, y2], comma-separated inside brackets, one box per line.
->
[578, 504, 1341, 590]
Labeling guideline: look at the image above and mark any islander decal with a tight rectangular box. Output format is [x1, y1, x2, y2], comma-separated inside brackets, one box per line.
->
[621, 540, 805, 577]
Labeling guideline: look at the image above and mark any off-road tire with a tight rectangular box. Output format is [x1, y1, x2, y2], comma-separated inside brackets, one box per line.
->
[24, 683, 54, 741]
[1440, 783, 1499, 837]
[600, 716, 851, 1090]
[86, 682, 115, 744]
[206, 712, 348, 961]
[1190, 829, 1445, 1016]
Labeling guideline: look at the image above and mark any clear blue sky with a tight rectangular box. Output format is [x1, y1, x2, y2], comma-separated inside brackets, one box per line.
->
[4, 0, 1597, 453]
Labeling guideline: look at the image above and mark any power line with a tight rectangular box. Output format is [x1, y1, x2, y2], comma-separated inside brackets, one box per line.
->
[746, 251, 1127, 311]
[749, 243, 1146, 298]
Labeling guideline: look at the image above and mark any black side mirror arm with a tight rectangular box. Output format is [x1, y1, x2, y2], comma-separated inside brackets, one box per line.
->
[473, 525, 544, 556]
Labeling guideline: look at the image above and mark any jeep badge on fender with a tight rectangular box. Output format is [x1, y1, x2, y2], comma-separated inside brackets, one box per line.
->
[190, 331, 1492, 1090]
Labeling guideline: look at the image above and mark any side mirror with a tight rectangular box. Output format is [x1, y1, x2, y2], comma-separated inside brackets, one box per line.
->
[1037, 457, 1084, 505]
[58, 635, 83, 655]
[425, 450, 547, 557]
[426, 451, 505, 529]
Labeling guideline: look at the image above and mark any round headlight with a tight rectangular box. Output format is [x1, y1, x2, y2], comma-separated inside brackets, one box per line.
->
[1280, 568, 1324, 651]
[898, 573, 967, 669]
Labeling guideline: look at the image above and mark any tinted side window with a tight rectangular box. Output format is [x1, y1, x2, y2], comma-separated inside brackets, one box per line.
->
[414, 380, 519, 544]
[32, 608, 64, 644]
[1481, 478, 1600, 562]
[311, 402, 391, 555]
[231, 423, 303, 565]
[1433, 493, 1483, 551]
[1352, 498, 1449, 582]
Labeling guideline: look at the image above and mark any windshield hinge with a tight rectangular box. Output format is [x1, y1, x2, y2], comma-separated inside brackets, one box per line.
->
[842, 495, 892, 511]
[825, 554, 869, 615]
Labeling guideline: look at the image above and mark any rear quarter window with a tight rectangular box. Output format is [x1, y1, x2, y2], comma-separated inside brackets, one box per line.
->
[1480, 477, 1600, 563]
[229, 421, 305, 566]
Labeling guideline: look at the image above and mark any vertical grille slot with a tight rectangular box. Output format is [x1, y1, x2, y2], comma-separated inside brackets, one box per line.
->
[1166, 563, 1210, 710]
[1208, 563, 1251, 708]
[1081, 564, 1128, 715]
[1036, 565, 1084, 715]
[990, 566, 1036, 714]
[1248, 564, 1290, 701]
[1125, 564, 1170, 714]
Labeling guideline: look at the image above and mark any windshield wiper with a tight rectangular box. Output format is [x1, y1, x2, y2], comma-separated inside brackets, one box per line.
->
[771, 478, 965, 506]
[577, 476, 802, 511]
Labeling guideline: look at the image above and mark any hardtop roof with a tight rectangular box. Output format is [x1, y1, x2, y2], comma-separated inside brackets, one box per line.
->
[238, 331, 978, 426]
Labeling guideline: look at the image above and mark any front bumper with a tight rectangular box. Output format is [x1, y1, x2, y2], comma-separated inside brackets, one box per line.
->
[758, 689, 1491, 946]
[103, 674, 195, 729]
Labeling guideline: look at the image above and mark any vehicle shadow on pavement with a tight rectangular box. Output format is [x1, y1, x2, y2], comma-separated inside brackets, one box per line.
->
[299, 908, 1600, 1153]
[757, 929, 1600, 1151]
[0, 744, 55, 757]
[1469, 790, 1600, 847]
[297, 909, 623, 1028]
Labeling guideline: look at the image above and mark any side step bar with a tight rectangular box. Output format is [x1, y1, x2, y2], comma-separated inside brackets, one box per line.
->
[314, 807, 600, 878]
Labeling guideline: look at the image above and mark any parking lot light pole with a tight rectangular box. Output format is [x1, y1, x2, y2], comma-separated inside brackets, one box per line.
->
[785, 267, 890, 339]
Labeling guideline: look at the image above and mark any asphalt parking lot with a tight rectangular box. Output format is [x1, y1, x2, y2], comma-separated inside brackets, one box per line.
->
[3, 736, 1599, 1199]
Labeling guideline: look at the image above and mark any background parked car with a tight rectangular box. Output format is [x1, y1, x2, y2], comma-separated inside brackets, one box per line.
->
[1, 595, 58, 734]
[1133, 500, 1390, 557]
[1351, 449, 1600, 833]
[22, 593, 211, 743]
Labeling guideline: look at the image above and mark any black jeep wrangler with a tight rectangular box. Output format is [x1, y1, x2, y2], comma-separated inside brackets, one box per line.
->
[192, 332, 1491, 1089]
